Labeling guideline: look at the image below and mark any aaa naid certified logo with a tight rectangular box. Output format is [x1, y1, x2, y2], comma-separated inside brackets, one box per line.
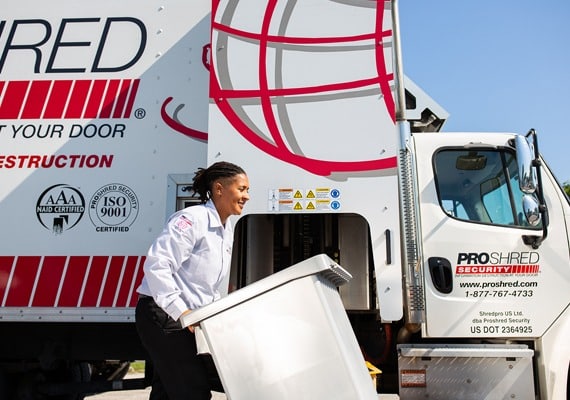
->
[89, 183, 139, 232]
[36, 184, 86, 234]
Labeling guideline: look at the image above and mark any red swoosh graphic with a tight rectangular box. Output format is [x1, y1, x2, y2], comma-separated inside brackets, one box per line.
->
[161, 97, 208, 141]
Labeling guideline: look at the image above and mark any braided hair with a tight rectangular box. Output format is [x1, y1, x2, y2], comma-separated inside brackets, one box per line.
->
[192, 161, 246, 203]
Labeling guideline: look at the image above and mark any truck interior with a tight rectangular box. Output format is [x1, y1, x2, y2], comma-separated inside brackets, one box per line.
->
[433, 147, 541, 229]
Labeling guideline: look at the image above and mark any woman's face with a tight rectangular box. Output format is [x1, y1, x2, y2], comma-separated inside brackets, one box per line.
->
[214, 173, 250, 223]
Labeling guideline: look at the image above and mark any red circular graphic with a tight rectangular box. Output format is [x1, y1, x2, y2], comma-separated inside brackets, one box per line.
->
[211, 0, 396, 176]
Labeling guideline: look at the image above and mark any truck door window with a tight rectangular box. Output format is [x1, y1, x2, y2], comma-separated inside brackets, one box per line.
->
[433, 148, 540, 228]
[442, 199, 468, 219]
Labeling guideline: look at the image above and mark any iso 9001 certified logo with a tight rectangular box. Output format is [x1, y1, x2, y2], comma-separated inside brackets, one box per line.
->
[89, 184, 139, 232]
[36, 184, 86, 234]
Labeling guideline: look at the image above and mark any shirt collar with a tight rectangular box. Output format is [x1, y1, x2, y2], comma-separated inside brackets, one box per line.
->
[205, 199, 223, 229]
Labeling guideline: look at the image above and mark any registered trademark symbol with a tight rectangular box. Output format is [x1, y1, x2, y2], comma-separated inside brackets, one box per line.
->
[134, 108, 146, 119]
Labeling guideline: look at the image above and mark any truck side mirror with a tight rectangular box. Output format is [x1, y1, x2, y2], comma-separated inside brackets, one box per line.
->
[515, 135, 537, 194]
[515, 129, 548, 248]
[522, 194, 541, 226]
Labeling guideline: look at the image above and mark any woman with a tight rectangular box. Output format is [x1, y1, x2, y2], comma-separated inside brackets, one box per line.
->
[135, 161, 250, 400]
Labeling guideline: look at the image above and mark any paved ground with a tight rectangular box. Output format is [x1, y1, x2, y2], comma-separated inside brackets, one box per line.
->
[85, 373, 398, 399]
[85, 374, 226, 400]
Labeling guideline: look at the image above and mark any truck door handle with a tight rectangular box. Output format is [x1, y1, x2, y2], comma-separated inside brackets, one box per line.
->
[428, 257, 453, 294]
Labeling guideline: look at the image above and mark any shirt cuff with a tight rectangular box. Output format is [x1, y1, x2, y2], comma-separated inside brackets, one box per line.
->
[164, 297, 189, 321]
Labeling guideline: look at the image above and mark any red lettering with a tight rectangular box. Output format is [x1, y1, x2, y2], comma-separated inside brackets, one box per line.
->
[0, 154, 113, 168]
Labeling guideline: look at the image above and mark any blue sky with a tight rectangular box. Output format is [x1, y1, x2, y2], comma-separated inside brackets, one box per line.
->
[398, 1, 570, 183]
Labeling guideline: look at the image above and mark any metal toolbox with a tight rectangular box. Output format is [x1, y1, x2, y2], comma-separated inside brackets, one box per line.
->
[397, 343, 535, 399]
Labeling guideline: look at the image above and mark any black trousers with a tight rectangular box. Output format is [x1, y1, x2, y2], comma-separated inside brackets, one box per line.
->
[135, 296, 215, 400]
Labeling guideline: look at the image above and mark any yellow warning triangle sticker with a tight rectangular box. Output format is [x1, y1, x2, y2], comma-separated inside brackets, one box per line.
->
[294, 190, 303, 198]
[306, 201, 315, 210]
[306, 190, 315, 198]
[294, 202, 303, 210]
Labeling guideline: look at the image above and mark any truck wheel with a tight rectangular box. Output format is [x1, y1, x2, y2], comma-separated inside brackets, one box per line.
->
[40, 362, 92, 400]
[63, 362, 92, 400]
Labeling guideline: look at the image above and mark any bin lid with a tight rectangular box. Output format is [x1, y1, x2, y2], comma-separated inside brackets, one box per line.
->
[181, 254, 351, 328]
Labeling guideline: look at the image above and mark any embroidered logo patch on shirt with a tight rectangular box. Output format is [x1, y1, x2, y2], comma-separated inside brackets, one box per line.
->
[174, 215, 193, 232]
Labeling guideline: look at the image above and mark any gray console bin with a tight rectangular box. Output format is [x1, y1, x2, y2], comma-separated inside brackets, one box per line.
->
[181, 254, 377, 400]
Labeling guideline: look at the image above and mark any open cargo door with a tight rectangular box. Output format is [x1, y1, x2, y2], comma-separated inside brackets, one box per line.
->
[206, 0, 403, 321]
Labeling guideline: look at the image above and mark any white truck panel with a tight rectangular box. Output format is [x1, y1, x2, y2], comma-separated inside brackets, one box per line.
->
[208, 0, 403, 321]
[0, 0, 211, 319]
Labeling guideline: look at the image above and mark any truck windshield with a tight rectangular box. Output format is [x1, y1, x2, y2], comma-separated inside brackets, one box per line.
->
[433, 148, 541, 228]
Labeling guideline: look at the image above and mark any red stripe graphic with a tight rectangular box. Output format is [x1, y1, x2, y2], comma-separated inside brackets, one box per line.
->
[4, 256, 41, 306]
[99, 256, 125, 306]
[0, 256, 16, 305]
[112, 79, 131, 118]
[129, 257, 146, 307]
[83, 80, 107, 118]
[58, 256, 90, 307]
[99, 79, 120, 118]
[124, 79, 140, 118]
[0, 256, 144, 308]
[116, 256, 138, 307]
[81, 256, 110, 307]
[510, 264, 541, 274]
[65, 80, 92, 118]
[0, 81, 30, 119]
[44, 80, 73, 118]
[32, 256, 66, 307]
[0, 80, 139, 120]
[21, 81, 51, 119]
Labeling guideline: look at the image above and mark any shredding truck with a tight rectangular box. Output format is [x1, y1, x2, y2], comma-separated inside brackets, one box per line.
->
[0, 0, 568, 399]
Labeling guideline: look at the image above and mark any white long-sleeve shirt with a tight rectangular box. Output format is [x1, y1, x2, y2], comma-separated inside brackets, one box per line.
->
[137, 200, 233, 321]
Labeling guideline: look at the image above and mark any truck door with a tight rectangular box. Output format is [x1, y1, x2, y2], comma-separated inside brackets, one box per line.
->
[414, 134, 570, 338]
[205, 0, 405, 322]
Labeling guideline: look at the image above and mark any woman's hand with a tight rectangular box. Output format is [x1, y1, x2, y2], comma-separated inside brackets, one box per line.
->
[180, 309, 195, 332]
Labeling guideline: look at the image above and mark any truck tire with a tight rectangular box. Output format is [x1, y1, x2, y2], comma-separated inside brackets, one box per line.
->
[29, 362, 92, 400]
[61, 362, 92, 400]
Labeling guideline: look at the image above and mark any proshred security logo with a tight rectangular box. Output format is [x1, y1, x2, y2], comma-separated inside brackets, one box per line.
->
[36, 184, 85, 234]
[455, 252, 540, 275]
